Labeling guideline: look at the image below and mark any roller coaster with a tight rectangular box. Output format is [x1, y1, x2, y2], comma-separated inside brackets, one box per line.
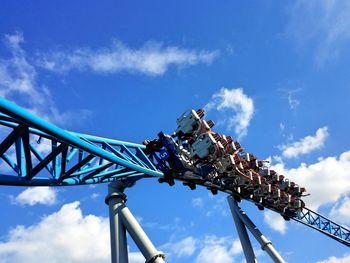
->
[0, 97, 349, 263]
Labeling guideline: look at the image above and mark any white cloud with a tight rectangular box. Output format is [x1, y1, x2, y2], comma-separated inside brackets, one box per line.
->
[263, 210, 287, 234]
[161, 236, 197, 258]
[271, 150, 350, 210]
[317, 253, 350, 263]
[205, 88, 254, 138]
[329, 196, 350, 226]
[0, 32, 91, 126]
[230, 239, 243, 255]
[36, 41, 219, 76]
[14, 187, 57, 206]
[287, 1, 350, 66]
[279, 126, 328, 159]
[195, 235, 242, 263]
[0, 201, 146, 263]
[0, 202, 110, 263]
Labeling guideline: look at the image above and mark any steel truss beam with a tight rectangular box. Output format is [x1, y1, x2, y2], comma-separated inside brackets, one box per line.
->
[0, 97, 162, 186]
[294, 207, 350, 247]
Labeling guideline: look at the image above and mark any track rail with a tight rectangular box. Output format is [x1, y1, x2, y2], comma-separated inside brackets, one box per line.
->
[166, 175, 350, 248]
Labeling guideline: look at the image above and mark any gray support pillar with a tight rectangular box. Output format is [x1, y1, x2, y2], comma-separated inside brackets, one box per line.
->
[229, 197, 286, 263]
[106, 181, 165, 263]
[106, 182, 129, 263]
[227, 196, 257, 263]
[119, 204, 165, 263]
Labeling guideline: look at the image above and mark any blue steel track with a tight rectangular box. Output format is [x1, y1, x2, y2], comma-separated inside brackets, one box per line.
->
[0, 97, 349, 248]
[0, 97, 162, 186]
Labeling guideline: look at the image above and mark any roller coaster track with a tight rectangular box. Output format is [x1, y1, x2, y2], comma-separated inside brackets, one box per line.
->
[0, 97, 161, 186]
[0, 97, 349, 249]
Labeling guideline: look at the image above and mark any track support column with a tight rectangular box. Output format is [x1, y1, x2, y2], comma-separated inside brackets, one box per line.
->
[228, 196, 257, 263]
[106, 181, 129, 263]
[227, 196, 286, 263]
[106, 181, 165, 263]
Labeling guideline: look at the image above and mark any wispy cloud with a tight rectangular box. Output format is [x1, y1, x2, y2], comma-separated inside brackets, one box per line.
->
[287, 92, 300, 110]
[13, 187, 57, 206]
[278, 126, 328, 159]
[205, 195, 230, 217]
[0, 32, 217, 126]
[191, 197, 204, 209]
[205, 88, 254, 139]
[36, 40, 219, 76]
[287, 0, 350, 66]
[278, 87, 302, 111]
[90, 193, 100, 201]
[0, 32, 91, 126]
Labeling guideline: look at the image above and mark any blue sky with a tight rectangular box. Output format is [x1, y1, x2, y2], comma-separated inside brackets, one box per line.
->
[0, 1, 350, 262]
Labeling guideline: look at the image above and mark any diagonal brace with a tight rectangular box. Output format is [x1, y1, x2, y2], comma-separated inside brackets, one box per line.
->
[227, 196, 286, 263]
[26, 143, 68, 180]
[0, 124, 27, 157]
